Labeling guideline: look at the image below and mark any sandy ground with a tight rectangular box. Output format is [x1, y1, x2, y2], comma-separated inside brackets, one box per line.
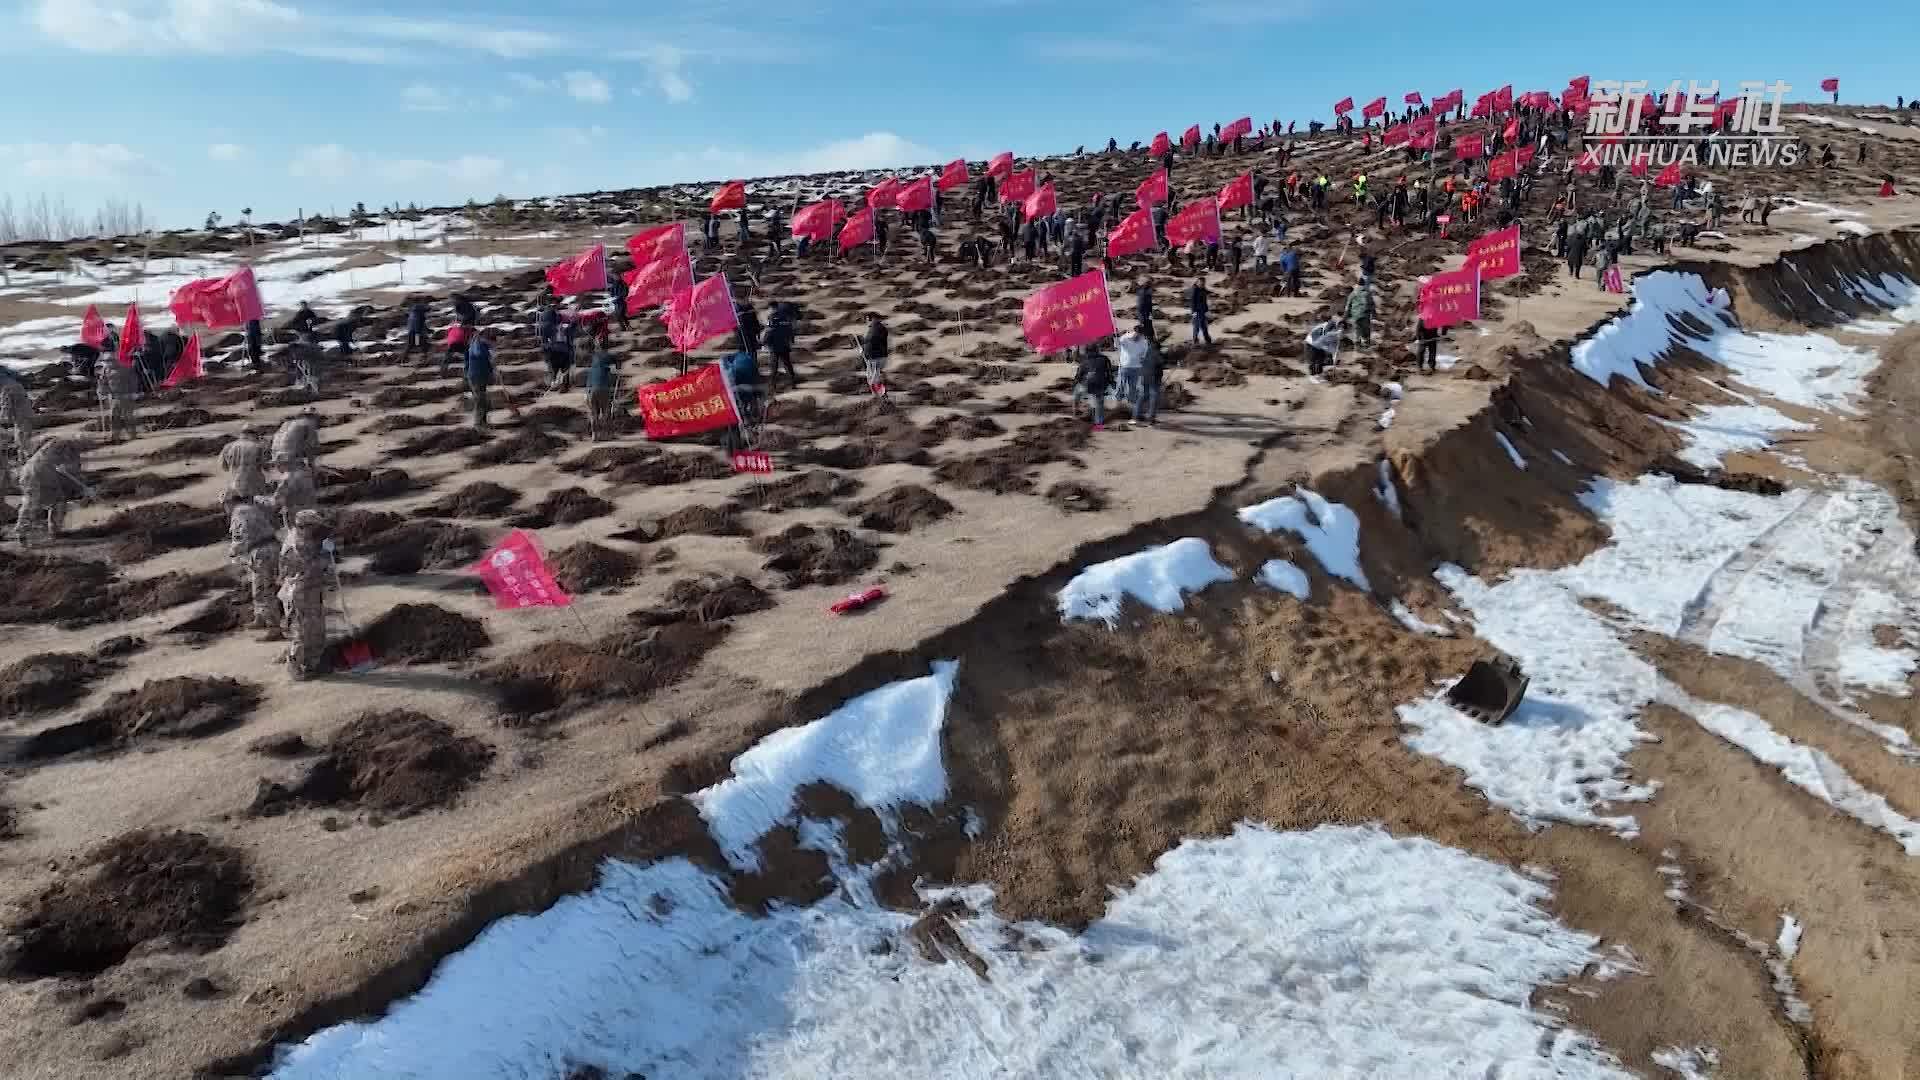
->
[1, 104, 1919, 1078]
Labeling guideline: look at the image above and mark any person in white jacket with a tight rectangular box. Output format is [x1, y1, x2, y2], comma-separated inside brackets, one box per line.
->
[1252, 232, 1270, 272]
[1305, 314, 1342, 376]
[1114, 325, 1150, 423]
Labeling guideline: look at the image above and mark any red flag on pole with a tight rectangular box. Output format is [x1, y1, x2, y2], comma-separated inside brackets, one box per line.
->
[1149, 131, 1171, 156]
[81, 305, 110, 348]
[635, 364, 742, 440]
[1411, 115, 1436, 142]
[1106, 208, 1156, 259]
[1164, 198, 1221, 247]
[1568, 75, 1590, 95]
[1629, 153, 1652, 178]
[168, 266, 265, 330]
[1456, 134, 1484, 160]
[662, 275, 739, 353]
[1000, 169, 1037, 204]
[1135, 168, 1169, 207]
[1502, 117, 1519, 141]
[937, 159, 970, 191]
[1404, 91, 1424, 105]
[1383, 124, 1409, 147]
[895, 176, 935, 213]
[1487, 152, 1518, 182]
[1362, 96, 1387, 120]
[1223, 116, 1252, 139]
[1333, 96, 1354, 115]
[627, 223, 686, 266]
[623, 249, 694, 313]
[117, 305, 140, 367]
[708, 180, 747, 212]
[1574, 148, 1603, 173]
[1418, 267, 1481, 328]
[1820, 77, 1839, 93]
[1216, 172, 1254, 211]
[865, 176, 901, 210]
[1471, 94, 1492, 118]
[838, 208, 876, 251]
[1439, 89, 1464, 112]
[1181, 125, 1201, 149]
[1022, 269, 1116, 355]
[1466, 225, 1522, 280]
[791, 200, 844, 242]
[1491, 84, 1513, 112]
[1654, 161, 1685, 187]
[1022, 182, 1057, 222]
[987, 152, 1014, 178]
[545, 244, 609, 296]
[161, 334, 203, 388]
[471, 531, 573, 610]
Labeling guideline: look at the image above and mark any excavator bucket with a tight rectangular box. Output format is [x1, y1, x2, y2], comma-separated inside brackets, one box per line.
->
[1445, 655, 1529, 725]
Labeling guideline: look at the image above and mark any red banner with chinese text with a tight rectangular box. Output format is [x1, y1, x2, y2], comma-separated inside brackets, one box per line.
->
[471, 530, 573, 610]
[1022, 270, 1116, 355]
[1419, 267, 1481, 328]
[1164, 198, 1221, 247]
[636, 363, 741, 439]
[662, 275, 738, 353]
[1106, 208, 1155, 259]
[1466, 225, 1521, 280]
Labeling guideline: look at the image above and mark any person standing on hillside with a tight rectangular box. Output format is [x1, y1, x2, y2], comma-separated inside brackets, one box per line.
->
[277, 510, 330, 681]
[1135, 280, 1155, 336]
[1115, 324, 1148, 424]
[464, 328, 495, 429]
[1187, 276, 1212, 346]
[608, 269, 630, 331]
[1069, 224, 1088, 276]
[272, 458, 317, 531]
[95, 356, 137, 443]
[1414, 313, 1441, 374]
[11, 436, 88, 544]
[244, 318, 265, 371]
[227, 496, 283, 638]
[860, 314, 889, 380]
[404, 297, 430, 357]
[765, 302, 799, 389]
[1279, 244, 1302, 296]
[737, 301, 764, 362]
[1344, 282, 1376, 347]
[1072, 343, 1114, 429]
[220, 429, 268, 503]
[585, 333, 621, 441]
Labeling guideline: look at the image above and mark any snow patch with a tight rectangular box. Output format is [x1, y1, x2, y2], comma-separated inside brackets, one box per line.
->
[1653, 1045, 1721, 1078]
[1777, 914, 1802, 960]
[1390, 600, 1454, 637]
[1239, 489, 1370, 591]
[1057, 537, 1233, 626]
[1496, 432, 1528, 469]
[1256, 559, 1311, 600]
[1373, 459, 1402, 521]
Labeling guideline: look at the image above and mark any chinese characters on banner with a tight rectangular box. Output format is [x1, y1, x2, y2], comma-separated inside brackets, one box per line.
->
[1333, 96, 1354, 115]
[1022, 270, 1117, 355]
[662, 275, 738, 353]
[1466, 225, 1521, 280]
[1418, 268, 1481, 328]
[1486, 152, 1517, 182]
[624, 249, 693, 313]
[627, 222, 685, 266]
[1362, 96, 1387, 120]
[1455, 134, 1483, 161]
[731, 450, 774, 474]
[1106, 209, 1156, 259]
[1000, 169, 1037, 204]
[1383, 123, 1409, 147]
[636, 363, 742, 439]
[471, 531, 573, 610]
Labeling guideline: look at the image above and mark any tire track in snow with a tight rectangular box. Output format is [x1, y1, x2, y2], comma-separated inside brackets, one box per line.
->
[1676, 491, 1829, 649]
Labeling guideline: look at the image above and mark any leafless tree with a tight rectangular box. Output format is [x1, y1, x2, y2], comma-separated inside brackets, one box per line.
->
[0, 193, 151, 242]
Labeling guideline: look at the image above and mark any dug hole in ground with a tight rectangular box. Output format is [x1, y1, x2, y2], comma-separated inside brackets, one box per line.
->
[259, 231, 1920, 1079]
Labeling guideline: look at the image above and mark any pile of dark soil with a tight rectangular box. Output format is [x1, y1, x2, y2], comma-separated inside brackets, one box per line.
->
[68, 501, 226, 563]
[1045, 481, 1111, 513]
[91, 471, 205, 501]
[743, 470, 862, 513]
[419, 481, 521, 518]
[0, 550, 224, 628]
[361, 413, 443, 435]
[3, 829, 254, 978]
[634, 575, 776, 625]
[317, 466, 412, 505]
[483, 621, 730, 720]
[147, 435, 229, 463]
[511, 487, 614, 529]
[563, 445, 730, 486]
[329, 508, 405, 546]
[249, 711, 494, 819]
[655, 504, 750, 539]
[370, 385, 452, 409]
[344, 603, 490, 665]
[148, 407, 236, 431]
[396, 427, 490, 457]
[470, 427, 567, 466]
[518, 404, 591, 436]
[0, 804, 16, 841]
[14, 676, 263, 762]
[1651, 456, 1789, 496]
[925, 414, 1005, 443]
[854, 485, 955, 533]
[933, 417, 1090, 494]
[754, 525, 883, 588]
[549, 542, 643, 593]
[358, 521, 488, 576]
[996, 391, 1070, 415]
[0, 652, 112, 718]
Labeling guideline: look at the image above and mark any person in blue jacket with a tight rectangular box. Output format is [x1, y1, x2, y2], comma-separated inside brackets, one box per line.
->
[464, 329, 495, 429]
[725, 348, 763, 425]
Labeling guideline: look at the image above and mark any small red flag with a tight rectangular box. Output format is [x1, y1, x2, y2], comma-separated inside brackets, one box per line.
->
[1164, 198, 1221, 247]
[1517, 145, 1536, 168]
[1820, 77, 1839, 93]
[1502, 117, 1519, 141]
[161, 334, 203, 388]
[1333, 96, 1354, 115]
[1466, 225, 1522, 280]
[1135, 168, 1169, 207]
[1456, 134, 1484, 160]
[1567, 75, 1590, 95]
[627, 223, 685, 266]
[1487, 152, 1517, 182]
[1362, 96, 1387, 120]
[1106, 208, 1156, 259]
[471, 531, 573, 610]
[623, 249, 693, 313]
[838, 208, 876, 251]
[1438, 89, 1463, 112]
[636, 364, 742, 440]
[1404, 91, 1424, 105]
[80, 305, 109, 348]
[1216, 172, 1254, 212]
[1149, 131, 1171, 157]
[937, 158, 970, 191]
[1418, 267, 1481, 329]
[1384, 123, 1409, 147]
[544, 244, 608, 296]
[1881, 180, 1897, 198]
[865, 176, 901, 210]
[117, 304, 140, 367]
[895, 176, 935, 213]
[1491, 84, 1513, 112]
[1000, 169, 1037, 204]
[792, 200, 844, 242]
[1223, 116, 1252, 139]
[1411, 115, 1436, 142]
[1182, 125, 1201, 149]
[1022, 269, 1116, 355]
[1629, 153, 1652, 178]
[1023, 182, 1057, 222]
[709, 180, 747, 212]
[169, 266, 266, 330]
[987, 152, 1014, 178]
[662, 275, 739, 353]
[1654, 161, 1685, 187]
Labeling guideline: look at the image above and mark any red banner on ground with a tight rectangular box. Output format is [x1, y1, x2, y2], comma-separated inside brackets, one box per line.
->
[627, 223, 685, 266]
[1022, 269, 1116, 355]
[1217, 172, 1254, 211]
[938, 159, 970, 191]
[636, 362, 741, 439]
[1136, 168, 1169, 207]
[81, 305, 109, 348]
[1333, 96, 1354, 115]
[1023, 182, 1057, 221]
[895, 177, 935, 212]
[1001, 169, 1037, 204]
[1106, 208, 1155, 259]
[709, 180, 747, 212]
[161, 334, 203, 388]
[545, 244, 608, 296]
[117, 305, 140, 367]
[1362, 96, 1387, 119]
[1164, 198, 1221, 247]
[662, 275, 738, 353]
[1456, 134, 1484, 160]
[838, 208, 876, 250]
[624, 249, 693, 313]
[1467, 225, 1521, 280]
[1149, 131, 1171, 156]
[471, 530, 573, 610]
[1182, 124, 1201, 148]
[988, 152, 1014, 178]
[1419, 267, 1481, 328]
[1411, 115, 1436, 142]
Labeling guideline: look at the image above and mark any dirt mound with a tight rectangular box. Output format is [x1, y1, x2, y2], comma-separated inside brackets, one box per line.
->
[933, 417, 1090, 494]
[370, 385, 453, 409]
[317, 466, 412, 505]
[329, 508, 405, 546]
[483, 621, 730, 720]
[1045, 481, 1110, 513]
[854, 485, 955, 533]
[350, 604, 490, 665]
[754, 525, 883, 588]
[511, 487, 613, 529]
[0, 804, 16, 841]
[419, 481, 520, 518]
[925, 414, 1005, 442]
[14, 676, 263, 762]
[3, 829, 254, 978]
[519, 404, 591, 436]
[147, 435, 229, 463]
[0, 550, 223, 629]
[361, 413, 444, 435]
[563, 446, 731, 486]
[0, 653, 112, 718]
[148, 407, 236, 431]
[469, 428, 567, 466]
[635, 575, 776, 625]
[549, 542, 643, 593]
[359, 522, 487, 576]
[996, 391, 1070, 415]
[248, 711, 494, 820]
[396, 427, 489, 457]
[91, 471, 205, 501]
[651, 504, 749, 539]
[744, 470, 862, 513]
[1650, 456, 1789, 497]
[68, 501, 226, 562]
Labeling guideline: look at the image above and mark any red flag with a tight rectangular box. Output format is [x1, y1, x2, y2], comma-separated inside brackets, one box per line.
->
[1486, 152, 1517, 182]
[1491, 84, 1513, 112]
[938, 158, 970, 191]
[1164, 198, 1221, 247]
[623, 249, 693, 313]
[81, 305, 109, 348]
[1106, 208, 1156, 259]
[1411, 115, 1436, 142]
[1405, 91, 1424, 105]
[1574, 148, 1603, 174]
[161, 334, 203, 388]
[635, 363, 742, 440]
[1471, 94, 1492, 118]
[117, 305, 140, 367]
[1568, 75, 1590, 95]
[1383, 123, 1409, 147]
[1216, 172, 1254, 211]
[1820, 77, 1839, 93]
[1516, 144, 1536, 169]
[627, 223, 685, 266]
[1182, 125, 1201, 149]
[865, 176, 901, 210]
[1135, 168, 1169, 207]
[545, 244, 608, 296]
[1362, 96, 1387, 120]
[1223, 116, 1252, 139]
[838, 208, 876, 251]
[1023, 182, 1057, 221]
[1881, 180, 1897, 198]
[1466, 225, 1521, 280]
[1149, 131, 1171, 156]
[1333, 96, 1354, 115]
[1001, 169, 1037, 204]
[1021, 269, 1116, 355]
[1419, 267, 1481, 328]
[987, 152, 1014, 178]
[791, 200, 843, 242]
[709, 180, 747, 212]
[662, 275, 738, 353]
[1438, 89, 1463, 112]
[1502, 117, 1519, 141]
[1654, 161, 1685, 187]
[1629, 153, 1652, 178]
[895, 176, 935, 213]
[471, 531, 573, 610]
[167, 266, 265, 330]
[1456, 134, 1484, 160]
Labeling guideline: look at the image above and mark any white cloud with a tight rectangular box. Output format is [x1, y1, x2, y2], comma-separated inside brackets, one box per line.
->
[1, 142, 158, 180]
[656, 67, 694, 104]
[562, 70, 612, 104]
[287, 143, 358, 181]
[287, 144, 503, 188]
[208, 142, 247, 162]
[507, 72, 550, 92]
[664, 132, 941, 180]
[400, 83, 455, 112]
[624, 44, 694, 104]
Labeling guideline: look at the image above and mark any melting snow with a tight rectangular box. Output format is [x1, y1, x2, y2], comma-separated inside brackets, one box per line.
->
[1496, 432, 1528, 469]
[1835, 221, 1873, 236]
[1653, 1045, 1721, 1078]
[1256, 559, 1311, 599]
[1057, 537, 1233, 626]
[1374, 459, 1403, 521]
[1240, 489, 1370, 591]
[1390, 600, 1454, 637]
[1777, 915, 1802, 960]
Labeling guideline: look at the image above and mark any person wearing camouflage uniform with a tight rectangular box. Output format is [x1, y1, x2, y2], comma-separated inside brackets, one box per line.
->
[95, 360, 137, 442]
[227, 497, 283, 636]
[0, 376, 32, 464]
[277, 509, 331, 680]
[272, 459, 317, 530]
[11, 437, 88, 544]
[271, 414, 319, 470]
[219, 430, 269, 502]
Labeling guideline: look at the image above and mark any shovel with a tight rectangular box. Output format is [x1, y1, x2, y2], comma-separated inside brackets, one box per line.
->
[323, 540, 375, 671]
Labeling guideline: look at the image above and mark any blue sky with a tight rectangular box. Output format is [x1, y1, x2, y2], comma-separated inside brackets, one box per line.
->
[0, 0, 1913, 230]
